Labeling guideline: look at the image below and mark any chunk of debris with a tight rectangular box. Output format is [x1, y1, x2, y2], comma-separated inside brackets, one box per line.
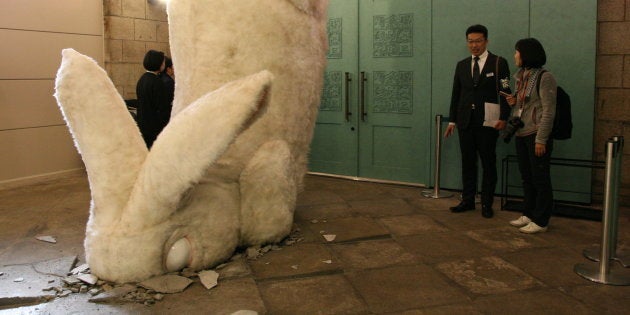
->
[36, 235, 57, 243]
[323, 234, 336, 242]
[77, 273, 98, 285]
[246, 246, 261, 259]
[89, 284, 136, 303]
[179, 268, 197, 278]
[88, 288, 101, 296]
[138, 275, 193, 294]
[13, 277, 24, 282]
[291, 265, 299, 270]
[62, 276, 81, 286]
[311, 219, 319, 223]
[230, 311, 259, 315]
[199, 270, 219, 290]
[70, 263, 90, 275]
[322, 260, 332, 264]
[0, 271, 4, 276]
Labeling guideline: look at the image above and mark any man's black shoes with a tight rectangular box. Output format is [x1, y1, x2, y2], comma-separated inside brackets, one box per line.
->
[450, 202, 475, 213]
[482, 205, 494, 218]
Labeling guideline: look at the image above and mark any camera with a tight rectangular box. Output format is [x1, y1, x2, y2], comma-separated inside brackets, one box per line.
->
[501, 116, 524, 143]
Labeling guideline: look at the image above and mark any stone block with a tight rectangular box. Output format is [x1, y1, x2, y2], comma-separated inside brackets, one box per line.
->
[105, 39, 122, 63]
[593, 120, 623, 152]
[103, 0, 122, 16]
[599, 22, 630, 54]
[146, 42, 170, 57]
[147, 1, 168, 21]
[596, 55, 623, 87]
[105, 16, 134, 40]
[597, 88, 630, 121]
[598, 0, 626, 21]
[108, 63, 141, 88]
[157, 22, 169, 43]
[122, 0, 145, 19]
[122, 40, 147, 63]
[135, 19, 157, 41]
[624, 56, 630, 88]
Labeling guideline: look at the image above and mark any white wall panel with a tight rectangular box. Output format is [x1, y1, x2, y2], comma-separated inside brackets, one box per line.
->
[1, 29, 103, 80]
[0, 80, 63, 130]
[0, 0, 103, 35]
[0, 126, 82, 182]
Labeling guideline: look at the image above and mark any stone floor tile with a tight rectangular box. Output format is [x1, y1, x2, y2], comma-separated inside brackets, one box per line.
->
[296, 189, 345, 207]
[379, 214, 449, 236]
[465, 227, 553, 252]
[436, 256, 544, 295]
[330, 239, 417, 270]
[565, 283, 630, 314]
[305, 216, 390, 243]
[397, 232, 493, 264]
[0, 264, 58, 306]
[153, 278, 266, 315]
[258, 274, 367, 315]
[3, 293, 150, 314]
[32, 255, 78, 277]
[346, 265, 469, 313]
[248, 243, 340, 280]
[405, 195, 459, 212]
[294, 202, 354, 221]
[383, 303, 483, 315]
[473, 288, 597, 315]
[502, 247, 594, 287]
[541, 216, 602, 247]
[348, 198, 416, 218]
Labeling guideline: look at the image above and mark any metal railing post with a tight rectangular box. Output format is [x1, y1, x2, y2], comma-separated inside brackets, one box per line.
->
[422, 114, 453, 199]
[575, 137, 630, 285]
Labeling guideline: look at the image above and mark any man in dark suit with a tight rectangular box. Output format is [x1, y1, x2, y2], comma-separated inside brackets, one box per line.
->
[444, 24, 511, 218]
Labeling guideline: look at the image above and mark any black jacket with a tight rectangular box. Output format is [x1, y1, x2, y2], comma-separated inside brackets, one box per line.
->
[449, 52, 511, 130]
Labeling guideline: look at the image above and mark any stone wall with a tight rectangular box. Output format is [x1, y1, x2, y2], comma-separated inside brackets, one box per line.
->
[594, 0, 630, 205]
[103, 0, 169, 100]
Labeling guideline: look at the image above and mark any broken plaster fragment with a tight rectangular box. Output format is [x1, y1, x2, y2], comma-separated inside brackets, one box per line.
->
[322, 260, 332, 264]
[70, 263, 90, 275]
[139, 275, 193, 294]
[323, 234, 336, 242]
[13, 277, 24, 282]
[36, 235, 57, 243]
[77, 273, 98, 285]
[199, 270, 219, 290]
[291, 265, 299, 270]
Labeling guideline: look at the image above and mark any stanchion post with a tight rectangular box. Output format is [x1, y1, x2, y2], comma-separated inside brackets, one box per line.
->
[583, 136, 629, 267]
[422, 115, 453, 199]
[575, 138, 630, 285]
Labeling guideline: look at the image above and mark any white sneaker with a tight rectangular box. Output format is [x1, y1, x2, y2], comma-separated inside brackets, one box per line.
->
[509, 216, 531, 227]
[519, 222, 548, 234]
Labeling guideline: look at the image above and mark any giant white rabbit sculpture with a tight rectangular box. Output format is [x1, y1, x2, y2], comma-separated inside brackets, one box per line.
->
[54, 0, 328, 283]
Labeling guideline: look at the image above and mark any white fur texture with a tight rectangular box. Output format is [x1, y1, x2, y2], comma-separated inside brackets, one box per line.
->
[54, 0, 327, 283]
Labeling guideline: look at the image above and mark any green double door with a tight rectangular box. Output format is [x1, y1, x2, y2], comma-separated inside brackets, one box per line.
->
[309, 0, 431, 184]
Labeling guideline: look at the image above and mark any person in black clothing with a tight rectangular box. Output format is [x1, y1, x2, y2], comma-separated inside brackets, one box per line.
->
[136, 50, 169, 148]
[161, 56, 175, 113]
[444, 25, 512, 218]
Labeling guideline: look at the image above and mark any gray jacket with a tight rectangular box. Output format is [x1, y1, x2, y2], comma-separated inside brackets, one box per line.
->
[513, 68, 557, 144]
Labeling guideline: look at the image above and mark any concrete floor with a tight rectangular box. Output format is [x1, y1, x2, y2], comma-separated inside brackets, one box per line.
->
[1, 172, 630, 314]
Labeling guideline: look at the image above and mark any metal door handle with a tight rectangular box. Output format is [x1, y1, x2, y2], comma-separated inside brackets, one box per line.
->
[360, 71, 367, 121]
[344, 72, 352, 122]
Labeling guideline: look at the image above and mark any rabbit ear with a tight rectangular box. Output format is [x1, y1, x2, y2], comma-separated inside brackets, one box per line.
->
[54, 49, 147, 226]
[121, 70, 273, 228]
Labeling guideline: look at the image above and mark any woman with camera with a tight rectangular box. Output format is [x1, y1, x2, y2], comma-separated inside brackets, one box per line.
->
[502, 38, 557, 234]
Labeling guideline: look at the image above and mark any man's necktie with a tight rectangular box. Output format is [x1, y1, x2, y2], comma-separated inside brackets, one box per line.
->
[473, 56, 480, 86]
